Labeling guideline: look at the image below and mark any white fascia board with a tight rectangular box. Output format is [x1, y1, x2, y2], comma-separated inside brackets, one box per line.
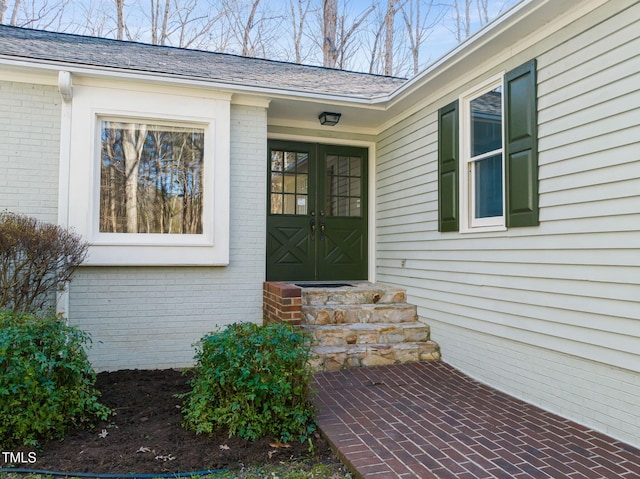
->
[0, 63, 58, 85]
[0, 56, 392, 106]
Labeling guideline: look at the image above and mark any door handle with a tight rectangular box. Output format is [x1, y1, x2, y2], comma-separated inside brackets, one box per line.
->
[310, 211, 316, 240]
[319, 211, 325, 240]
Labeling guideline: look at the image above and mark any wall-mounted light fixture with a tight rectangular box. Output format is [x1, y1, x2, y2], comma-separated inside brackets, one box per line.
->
[318, 112, 341, 126]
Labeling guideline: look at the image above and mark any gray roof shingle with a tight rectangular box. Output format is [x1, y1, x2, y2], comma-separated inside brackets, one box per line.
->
[0, 25, 406, 100]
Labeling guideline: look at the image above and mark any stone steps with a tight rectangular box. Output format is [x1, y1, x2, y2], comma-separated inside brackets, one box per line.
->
[298, 282, 440, 372]
[301, 283, 407, 306]
[309, 342, 441, 371]
[303, 303, 418, 325]
[307, 322, 431, 347]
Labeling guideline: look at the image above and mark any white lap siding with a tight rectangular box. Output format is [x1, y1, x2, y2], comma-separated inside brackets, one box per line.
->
[375, 2, 640, 446]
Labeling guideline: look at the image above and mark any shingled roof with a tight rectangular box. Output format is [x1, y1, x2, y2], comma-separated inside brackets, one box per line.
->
[0, 25, 407, 100]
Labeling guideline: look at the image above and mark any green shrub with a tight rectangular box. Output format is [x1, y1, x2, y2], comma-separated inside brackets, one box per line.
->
[181, 322, 317, 443]
[0, 311, 111, 448]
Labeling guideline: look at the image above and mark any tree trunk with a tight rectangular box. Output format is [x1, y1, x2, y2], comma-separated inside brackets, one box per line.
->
[242, 0, 261, 56]
[0, 0, 8, 24]
[115, 0, 125, 40]
[323, 0, 338, 68]
[289, 0, 310, 64]
[10, 0, 22, 26]
[384, 0, 395, 76]
[160, 0, 171, 45]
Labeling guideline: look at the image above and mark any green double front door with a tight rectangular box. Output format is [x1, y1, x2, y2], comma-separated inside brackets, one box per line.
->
[266, 140, 368, 282]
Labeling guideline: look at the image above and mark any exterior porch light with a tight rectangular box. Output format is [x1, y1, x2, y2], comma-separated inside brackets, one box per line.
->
[319, 112, 341, 126]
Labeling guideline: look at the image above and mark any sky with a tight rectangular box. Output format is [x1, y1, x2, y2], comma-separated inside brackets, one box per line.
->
[1, 0, 520, 77]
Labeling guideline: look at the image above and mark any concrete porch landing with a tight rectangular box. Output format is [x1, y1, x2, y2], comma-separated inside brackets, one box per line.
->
[311, 361, 640, 479]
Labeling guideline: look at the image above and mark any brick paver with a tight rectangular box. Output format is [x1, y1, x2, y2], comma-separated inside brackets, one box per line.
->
[312, 362, 640, 479]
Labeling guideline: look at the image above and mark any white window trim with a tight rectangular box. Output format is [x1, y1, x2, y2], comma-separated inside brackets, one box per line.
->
[459, 74, 507, 233]
[67, 83, 230, 265]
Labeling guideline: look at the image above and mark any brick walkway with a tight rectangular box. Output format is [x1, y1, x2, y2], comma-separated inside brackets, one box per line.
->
[311, 361, 640, 479]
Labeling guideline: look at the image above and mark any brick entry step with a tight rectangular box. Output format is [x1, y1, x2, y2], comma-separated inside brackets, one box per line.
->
[263, 282, 440, 371]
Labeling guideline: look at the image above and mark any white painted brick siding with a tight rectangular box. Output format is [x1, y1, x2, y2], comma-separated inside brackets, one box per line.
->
[0, 81, 60, 222]
[68, 104, 267, 371]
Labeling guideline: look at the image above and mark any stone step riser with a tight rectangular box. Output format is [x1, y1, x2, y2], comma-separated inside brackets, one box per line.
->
[304, 324, 430, 347]
[302, 304, 418, 325]
[310, 342, 440, 372]
[294, 282, 441, 371]
[302, 288, 406, 306]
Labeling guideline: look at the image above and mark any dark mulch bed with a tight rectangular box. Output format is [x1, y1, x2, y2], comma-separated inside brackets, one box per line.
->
[27, 369, 337, 475]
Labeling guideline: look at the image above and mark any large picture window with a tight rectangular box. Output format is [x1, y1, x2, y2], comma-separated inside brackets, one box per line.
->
[66, 84, 231, 265]
[99, 120, 204, 234]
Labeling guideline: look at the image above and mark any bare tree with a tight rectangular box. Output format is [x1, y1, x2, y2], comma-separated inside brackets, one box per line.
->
[2, 0, 520, 79]
[242, 0, 260, 55]
[477, 0, 489, 25]
[288, 0, 313, 63]
[220, 0, 280, 58]
[73, 0, 111, 37]
[400, 0, 443, 75]
[115, 0, 125, 40]
[0, 0, 8, 23]
[450, 0, 471, 42]
[149, 0, 171, 45]
[173, 0, 225, 49]
[3, 0, 69, 29]
[383, 0, 403, 76]
[322, 0, 375, 69]
[9, 0, 20, 25]
[322, 0, 338, 67]
[448, 0, 512, 43]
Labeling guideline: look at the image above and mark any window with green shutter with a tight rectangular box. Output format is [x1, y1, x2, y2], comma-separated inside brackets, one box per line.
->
[438, 59, 538, 232]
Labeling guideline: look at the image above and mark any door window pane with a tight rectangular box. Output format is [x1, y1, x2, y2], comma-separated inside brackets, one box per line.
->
[283, 194, 296, 215]
[297, 174, 308, 194]
[271, 172, 283, 192]
[270, 149, 310, 216]
[296, 195, 308, 215]
[326, 154, 362, 217]
[349, 198, 361, 217]
[284, 174, 296, 193]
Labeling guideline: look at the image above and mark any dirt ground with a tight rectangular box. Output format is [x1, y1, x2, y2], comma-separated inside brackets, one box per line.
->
[26, 369, 340, 475]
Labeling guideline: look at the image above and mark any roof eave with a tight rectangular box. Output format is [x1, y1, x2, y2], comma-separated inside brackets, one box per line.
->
[0, 55, 395, 107]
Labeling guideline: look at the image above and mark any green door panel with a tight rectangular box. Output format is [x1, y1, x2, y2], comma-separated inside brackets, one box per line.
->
[317, 219, 367, 280]
[266, 141, 367, 282]
[266, 218, 315, 281]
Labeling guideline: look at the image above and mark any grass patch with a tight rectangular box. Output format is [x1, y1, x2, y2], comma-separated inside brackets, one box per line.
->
[0, 461, 353, 479]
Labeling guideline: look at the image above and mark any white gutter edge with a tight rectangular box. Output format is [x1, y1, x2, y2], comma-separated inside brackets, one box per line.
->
[0, 56, 394, 108]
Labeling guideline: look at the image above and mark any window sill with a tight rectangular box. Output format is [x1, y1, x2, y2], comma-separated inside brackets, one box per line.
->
[459, 225, 507, 234]
[85, 243, 228, 266]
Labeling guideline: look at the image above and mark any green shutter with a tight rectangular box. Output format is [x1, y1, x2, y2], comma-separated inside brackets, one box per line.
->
[438, 100, 459, 232]
[504, 59, 539, 227]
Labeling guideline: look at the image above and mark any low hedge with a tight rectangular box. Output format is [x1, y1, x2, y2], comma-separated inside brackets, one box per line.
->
[181, 322, 317, 444]
[0, 311, 111, 448]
